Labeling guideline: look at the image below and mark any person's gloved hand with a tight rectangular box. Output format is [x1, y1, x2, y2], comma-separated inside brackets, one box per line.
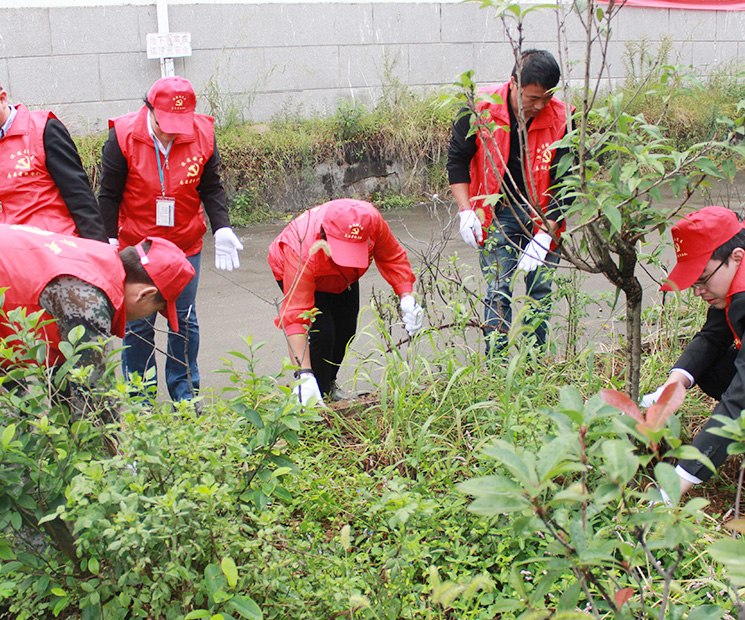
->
[214, 227, 244, 271]
[292, 370, 323, 406]
[640, 385, 665, 408]
[108, 238, 119, 247]
[458, 210, 483, 250]
[516, 231, 551, 272]
[400, 295, 424, 336]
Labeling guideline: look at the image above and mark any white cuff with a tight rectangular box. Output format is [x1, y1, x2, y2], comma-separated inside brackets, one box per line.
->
[675, 464, 703, 485]
[670, 368, 695, 389]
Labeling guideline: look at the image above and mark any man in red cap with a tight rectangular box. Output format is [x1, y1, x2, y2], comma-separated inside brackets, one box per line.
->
[0, 224, 194, 417]
[0, 82, 106, 241]
[642, 205, 745, 495]
[268, 199, 424, 404]
[98, 75, 243, 403]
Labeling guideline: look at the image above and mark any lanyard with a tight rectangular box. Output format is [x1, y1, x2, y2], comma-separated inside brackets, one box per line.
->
[153, 138, 173, 197]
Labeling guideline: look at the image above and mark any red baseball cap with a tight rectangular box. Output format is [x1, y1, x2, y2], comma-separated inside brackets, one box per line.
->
[147, 76, 196, 135]
[661, 206, 745, 291]
[323, 200, 374, 269]
[134, 237, 195, 331]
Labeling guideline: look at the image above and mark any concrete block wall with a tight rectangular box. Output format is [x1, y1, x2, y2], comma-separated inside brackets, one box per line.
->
[0, 2, 743, 134]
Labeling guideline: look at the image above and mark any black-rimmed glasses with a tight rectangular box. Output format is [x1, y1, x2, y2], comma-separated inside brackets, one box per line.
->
[692, 261, 725, 290]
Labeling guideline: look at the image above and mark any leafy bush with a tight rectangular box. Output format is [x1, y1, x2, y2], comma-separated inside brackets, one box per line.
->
[0, 324, 319, 619]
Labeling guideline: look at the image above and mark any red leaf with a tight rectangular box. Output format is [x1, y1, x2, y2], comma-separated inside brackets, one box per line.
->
[645, 382, 686, 431]
[599, 389, 643, 422]
[615, 587, 634, 608]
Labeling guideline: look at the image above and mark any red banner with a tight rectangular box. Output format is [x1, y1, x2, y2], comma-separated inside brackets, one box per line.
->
[599, 0, 745, 9]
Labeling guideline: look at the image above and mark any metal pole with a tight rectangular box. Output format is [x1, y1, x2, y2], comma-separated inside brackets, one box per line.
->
[156, 0, 175, 78]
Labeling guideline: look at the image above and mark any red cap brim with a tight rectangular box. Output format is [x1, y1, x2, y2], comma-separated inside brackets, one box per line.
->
[159, 302, 180, 332]
[327, 236, 369, 269]
[660, 253, 711, 292]
[156, 109, 194, 134]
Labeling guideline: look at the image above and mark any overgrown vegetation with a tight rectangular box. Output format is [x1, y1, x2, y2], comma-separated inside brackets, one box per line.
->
[3, 262, 745, 618]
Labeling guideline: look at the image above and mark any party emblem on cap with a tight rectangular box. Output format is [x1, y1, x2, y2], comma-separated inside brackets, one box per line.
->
[172, 95, 188, 111]
[346, 223, 364, 240]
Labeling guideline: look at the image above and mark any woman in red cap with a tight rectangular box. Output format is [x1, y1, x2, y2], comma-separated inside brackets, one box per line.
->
[98, 76, 243, 403]
[643, 206, 745, 496]
[268, 199, 424, 404]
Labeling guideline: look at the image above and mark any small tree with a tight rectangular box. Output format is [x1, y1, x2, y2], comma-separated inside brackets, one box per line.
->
[449, 0, 745, 399]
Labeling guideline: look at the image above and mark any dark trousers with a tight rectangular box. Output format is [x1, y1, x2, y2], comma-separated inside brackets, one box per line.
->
[679, 347, 739, 482]
[278, 281, 360, 397]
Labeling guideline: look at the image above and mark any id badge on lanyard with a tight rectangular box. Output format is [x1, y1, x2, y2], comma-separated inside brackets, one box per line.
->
[154, 138, 175, 227]
[156, 196, 175, 227]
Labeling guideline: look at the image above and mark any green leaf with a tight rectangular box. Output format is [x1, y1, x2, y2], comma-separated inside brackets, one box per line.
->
[602, 439, 639, 485]
[654, 462, 681, 506]
[557, 580, 581, 611]
[686, 605, 724, 620]
[241, 407, 264, 430]
[480, 440, 538, 488]
[221, 556, 239, 588]
[1, 424, 16, 449]
[709, 538, 745, 585]
[281, 415, 301, 431]
[185, 612, 212, 620]
[468, 493, 531, 515]
[603, 204, 622, 233]
[228, 595, 263, 620]
[559, 386, 584, 414]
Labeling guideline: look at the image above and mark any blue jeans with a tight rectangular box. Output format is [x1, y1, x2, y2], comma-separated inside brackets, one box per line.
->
[122, 252, 201, 402]
[479, 206, 559, 352]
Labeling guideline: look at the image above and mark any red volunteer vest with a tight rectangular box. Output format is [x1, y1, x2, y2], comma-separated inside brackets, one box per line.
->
[111, 107, 215, 256]
[726, 263, 745, 349]
[0, 105, 77, 235]
[469, 82, 568, 242]
[0, 224, 126, 366]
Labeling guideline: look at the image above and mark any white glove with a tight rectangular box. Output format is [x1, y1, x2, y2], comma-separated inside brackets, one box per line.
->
[108, 238, 119, 247]
[640, 385, 665, 408]
[292, 371, 323, 406]
[400, 295, 424, 336]
[458, 210, 483, 250]
[214, 227, 244, 271]
[516, 231, 551, 273]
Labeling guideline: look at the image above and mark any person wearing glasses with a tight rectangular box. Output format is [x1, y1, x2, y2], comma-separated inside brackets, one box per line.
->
[0, 82, 106, 241]
[98, 76, 243, 403]
[642, 206, 745, 495]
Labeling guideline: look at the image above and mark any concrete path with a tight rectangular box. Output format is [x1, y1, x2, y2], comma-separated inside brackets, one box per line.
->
[140, 196, 719, 400]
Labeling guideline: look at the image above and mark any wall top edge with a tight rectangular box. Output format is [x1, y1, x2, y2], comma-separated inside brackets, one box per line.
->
[4, 0, 471, 6]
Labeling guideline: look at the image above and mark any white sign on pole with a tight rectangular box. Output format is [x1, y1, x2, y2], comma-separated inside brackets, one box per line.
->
[146, 32, 192, 59]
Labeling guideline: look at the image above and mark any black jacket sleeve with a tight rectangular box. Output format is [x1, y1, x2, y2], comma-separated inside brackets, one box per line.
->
[197, 136, 231, 233]
[545, 119, 575, 223]
[43, 118, 107, 242]
[446, 108, 477, 186]
[97, 127, 130, 239]
[674, 305, 737, 381]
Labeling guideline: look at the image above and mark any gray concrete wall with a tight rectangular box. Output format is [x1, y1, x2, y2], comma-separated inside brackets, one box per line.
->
[1, 2, 743, 134]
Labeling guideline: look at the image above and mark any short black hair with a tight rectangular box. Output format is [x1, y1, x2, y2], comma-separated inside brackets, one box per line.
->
[711, 229, 745, 263]
[143, 96, 153, 111]
[511, 49, 561, 91]
[119, 241, 165, 304]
